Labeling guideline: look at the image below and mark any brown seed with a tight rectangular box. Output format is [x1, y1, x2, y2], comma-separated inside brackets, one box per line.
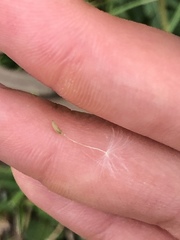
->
[52, 120, 62, 134]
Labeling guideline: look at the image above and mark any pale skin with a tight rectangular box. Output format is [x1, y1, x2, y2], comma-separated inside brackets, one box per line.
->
[0, 0, 180, 239]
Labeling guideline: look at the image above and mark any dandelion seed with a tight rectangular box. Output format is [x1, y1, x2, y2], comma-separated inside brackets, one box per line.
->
[52, 120, 63, 134]
[51, 121, 129, 175]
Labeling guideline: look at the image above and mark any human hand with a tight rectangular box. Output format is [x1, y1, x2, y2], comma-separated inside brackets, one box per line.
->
[0, 1, 180, 239]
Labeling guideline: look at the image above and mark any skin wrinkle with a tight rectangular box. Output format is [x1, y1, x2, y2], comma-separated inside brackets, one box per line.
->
[1, 1, 82, 46]
[157, 198, 180, 239]
[49, 122, 179, 227]
[0, 1, 180, 152]
[13, 171, 174, 240]
[87, 217, 117, 240]
[0, 2, 180, 237]
[53, 197, 116, 238]
[70, 208, 116, 240]
[1, 87, 180, 231]
[1, 1, 90, 92]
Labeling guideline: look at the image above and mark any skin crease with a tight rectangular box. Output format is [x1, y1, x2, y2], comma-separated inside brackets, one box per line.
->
[0, 0, 180, 239]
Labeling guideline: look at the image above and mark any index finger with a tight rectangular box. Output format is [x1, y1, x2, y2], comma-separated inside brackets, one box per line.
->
[0, 0, 180, 150]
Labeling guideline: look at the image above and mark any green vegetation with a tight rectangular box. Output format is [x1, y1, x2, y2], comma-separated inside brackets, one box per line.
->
[0, 165, 82, 239]
[0, 1, 179, 239]
[88, 0, 180, 34]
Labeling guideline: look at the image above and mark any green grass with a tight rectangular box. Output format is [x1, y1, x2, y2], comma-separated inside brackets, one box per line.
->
[0, 1, 180, 239]
[0, 165, 83, 240]
[88, 0, 180, 33]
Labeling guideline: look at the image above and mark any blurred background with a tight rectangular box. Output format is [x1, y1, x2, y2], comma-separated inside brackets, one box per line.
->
[0, 0, 180, 239]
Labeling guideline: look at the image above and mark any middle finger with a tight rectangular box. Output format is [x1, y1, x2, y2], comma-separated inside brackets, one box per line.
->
[0, 87, 180, 237]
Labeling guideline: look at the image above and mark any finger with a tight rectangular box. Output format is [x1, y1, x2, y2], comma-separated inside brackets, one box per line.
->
[1, 87, 180, 239]
[0, 1, 180, 150]
[13, 170, 175, 240]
